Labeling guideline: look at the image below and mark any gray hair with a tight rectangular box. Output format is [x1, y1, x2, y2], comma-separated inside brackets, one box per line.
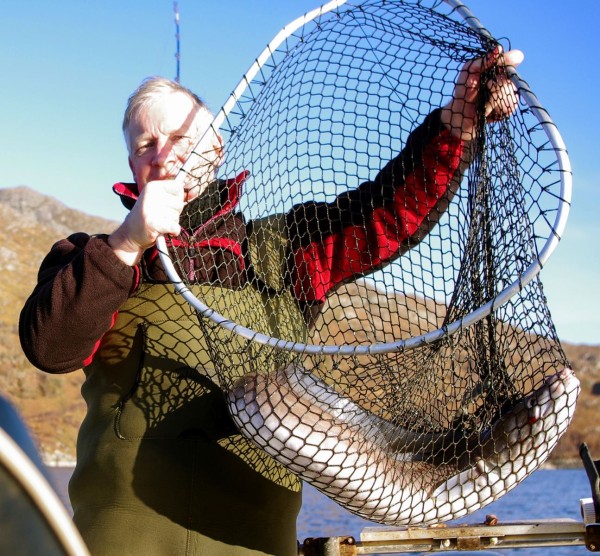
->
[122, 77, 209, 144]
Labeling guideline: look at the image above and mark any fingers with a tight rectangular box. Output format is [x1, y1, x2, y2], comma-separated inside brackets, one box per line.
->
[124, 179, 184, 251]
[140, 180, 184, 238]
[484, 64, 521, 121]
[485, 81, 519, 122]
[451, 46, 520, 108]
[481, 47, 524, 72]
[441, 46, 524, 139]
[475, 47, 524, 123]
[501, 49, 524, 69]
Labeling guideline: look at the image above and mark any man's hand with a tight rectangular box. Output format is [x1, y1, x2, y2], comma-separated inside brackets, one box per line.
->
[441, 47, 524, 141]
[108, 180, 184, 266]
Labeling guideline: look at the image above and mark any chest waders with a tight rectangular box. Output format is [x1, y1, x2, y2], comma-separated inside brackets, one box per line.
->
[70, 216, 308, 556]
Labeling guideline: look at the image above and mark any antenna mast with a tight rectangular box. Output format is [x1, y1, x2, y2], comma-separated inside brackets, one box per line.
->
[173, 1, 181, 82]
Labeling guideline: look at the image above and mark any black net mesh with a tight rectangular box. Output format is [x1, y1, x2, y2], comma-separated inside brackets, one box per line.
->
[163, 0, 578, 525]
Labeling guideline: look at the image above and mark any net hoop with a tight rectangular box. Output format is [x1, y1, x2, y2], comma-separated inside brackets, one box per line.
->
[156, 0, 571, 356]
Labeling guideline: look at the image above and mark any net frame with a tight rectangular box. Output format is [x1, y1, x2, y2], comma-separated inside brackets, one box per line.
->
[156, 0, 572, 356]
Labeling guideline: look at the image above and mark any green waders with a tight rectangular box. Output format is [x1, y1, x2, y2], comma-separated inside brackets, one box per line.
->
[71, 216, 308, 555]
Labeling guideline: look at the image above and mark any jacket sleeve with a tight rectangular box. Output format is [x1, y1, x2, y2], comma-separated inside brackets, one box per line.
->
[286, 108, 467, 304]
[19, 233, 138, 374]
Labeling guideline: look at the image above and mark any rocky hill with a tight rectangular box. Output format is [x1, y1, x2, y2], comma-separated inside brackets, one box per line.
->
[0, 186, 118, 463]
[1, 186, 598, 466]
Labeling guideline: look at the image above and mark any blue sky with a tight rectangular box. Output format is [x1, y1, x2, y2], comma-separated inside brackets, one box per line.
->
[1, 1, 598, 345]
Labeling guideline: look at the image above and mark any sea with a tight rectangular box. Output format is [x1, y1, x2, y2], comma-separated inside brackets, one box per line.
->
[48, 466, 590, 555]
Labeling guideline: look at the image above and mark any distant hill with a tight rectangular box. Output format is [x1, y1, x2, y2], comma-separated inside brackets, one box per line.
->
[0, 186, 598, 466]
[0, 186, 118, 463]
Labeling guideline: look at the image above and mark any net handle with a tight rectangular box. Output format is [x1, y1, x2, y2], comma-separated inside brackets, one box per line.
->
[157, 0, 572, 356]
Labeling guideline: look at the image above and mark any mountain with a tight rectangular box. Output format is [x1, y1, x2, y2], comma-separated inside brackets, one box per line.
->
[0, 186, 598, 466]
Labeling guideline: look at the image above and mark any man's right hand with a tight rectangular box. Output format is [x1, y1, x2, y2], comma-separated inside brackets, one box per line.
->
[108, 180, 184, 266]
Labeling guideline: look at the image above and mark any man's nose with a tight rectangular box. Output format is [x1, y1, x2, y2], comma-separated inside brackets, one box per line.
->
[152, 139, 177, 167]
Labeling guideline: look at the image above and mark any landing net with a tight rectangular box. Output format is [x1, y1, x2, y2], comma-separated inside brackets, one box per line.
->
[159, 0, 578, 525]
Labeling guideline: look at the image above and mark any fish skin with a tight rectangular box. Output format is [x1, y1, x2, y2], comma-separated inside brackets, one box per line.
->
[228, 366, 579, 525]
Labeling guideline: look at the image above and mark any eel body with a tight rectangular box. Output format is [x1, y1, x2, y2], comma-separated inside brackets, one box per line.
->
[228, 365, 579, 524]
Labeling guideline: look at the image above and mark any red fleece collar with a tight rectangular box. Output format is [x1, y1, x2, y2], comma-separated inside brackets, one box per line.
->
[112, 170, 249, 212]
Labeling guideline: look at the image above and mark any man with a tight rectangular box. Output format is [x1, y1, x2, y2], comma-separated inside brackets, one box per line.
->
[19, 49, 523, 554]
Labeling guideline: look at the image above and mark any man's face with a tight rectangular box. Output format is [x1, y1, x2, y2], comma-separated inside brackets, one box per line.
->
[127, 91, 217, 201]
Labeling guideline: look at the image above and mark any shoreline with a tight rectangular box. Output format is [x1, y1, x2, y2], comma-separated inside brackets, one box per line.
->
[42, 455, 77, 468]
[42, 457, 585, 470]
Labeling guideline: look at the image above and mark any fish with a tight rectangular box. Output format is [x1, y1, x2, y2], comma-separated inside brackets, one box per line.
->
[227, 365, 579, 525]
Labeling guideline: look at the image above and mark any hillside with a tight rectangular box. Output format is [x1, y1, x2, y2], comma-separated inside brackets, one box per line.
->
[0, 186, 118, 463]
[0, 185, 598, 466]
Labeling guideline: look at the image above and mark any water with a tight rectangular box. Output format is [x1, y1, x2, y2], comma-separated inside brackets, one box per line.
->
[48, 467, 590, 555]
